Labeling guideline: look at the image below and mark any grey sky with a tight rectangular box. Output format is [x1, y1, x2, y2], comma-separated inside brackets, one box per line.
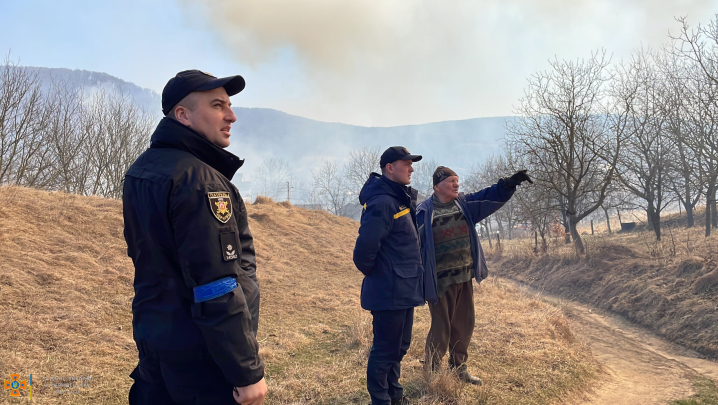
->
[1, 0, 717, 126]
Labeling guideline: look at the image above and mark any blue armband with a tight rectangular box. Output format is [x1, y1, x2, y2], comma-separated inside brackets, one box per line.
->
[193, 277, 237, 303]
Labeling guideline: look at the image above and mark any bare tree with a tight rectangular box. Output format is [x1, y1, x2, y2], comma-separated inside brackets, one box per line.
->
[672, 15, 718, 235]
[42, 81, 87, 193]
[463, 155, 502, 192]
[682, 62, 718, 236]
[657, 48, 704, 228]
[0, 58, 45, 185]
[515, 180, 556, 252]
[502, 150, 559, 247]
[464, 154, 519, 239]
[672, 15, 718, 87]
[506, 51, 622, 254]
[612, 49, 673, 240]
[312, 160, 351, 216]
[345, 146, 380, 196]
[252, 156, 292, 200]
[80, 89, 154, 198]
[300, 181, 324, 208]
[10, 91, 54, 189]
[411, 157, 438, 201]
[0, 58, 154, 198]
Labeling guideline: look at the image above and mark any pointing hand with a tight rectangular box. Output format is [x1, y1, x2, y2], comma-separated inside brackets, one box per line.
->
[506, 170, 533, 187]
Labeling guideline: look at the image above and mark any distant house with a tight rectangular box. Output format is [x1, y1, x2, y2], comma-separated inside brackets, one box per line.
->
[342, 203, 363, 221]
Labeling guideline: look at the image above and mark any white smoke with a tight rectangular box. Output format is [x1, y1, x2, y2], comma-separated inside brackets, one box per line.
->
[178, 0, 718, 126]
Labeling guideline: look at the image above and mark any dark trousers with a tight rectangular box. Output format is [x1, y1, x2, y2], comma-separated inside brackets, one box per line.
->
[367, 308, 414, 405]
[425, 281, 475, 369]
[128, 342, 236, 405]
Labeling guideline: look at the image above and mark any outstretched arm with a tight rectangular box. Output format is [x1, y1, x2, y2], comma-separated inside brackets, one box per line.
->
[464, 171, 532, 223]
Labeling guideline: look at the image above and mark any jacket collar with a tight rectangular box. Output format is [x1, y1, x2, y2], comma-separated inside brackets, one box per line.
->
[380, 175, 414, 206]
[149, 117, 244, 180]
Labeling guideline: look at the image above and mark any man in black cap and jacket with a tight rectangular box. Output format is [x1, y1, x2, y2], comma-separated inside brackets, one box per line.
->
[353, 146, 424, 405]
[123, 70, 266, 405]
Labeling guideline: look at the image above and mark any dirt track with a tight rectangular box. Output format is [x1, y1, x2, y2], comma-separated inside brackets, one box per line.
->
[522, 286, 718, 404]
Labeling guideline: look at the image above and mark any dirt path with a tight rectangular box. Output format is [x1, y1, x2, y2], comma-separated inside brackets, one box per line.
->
[518, 285, 718, 405]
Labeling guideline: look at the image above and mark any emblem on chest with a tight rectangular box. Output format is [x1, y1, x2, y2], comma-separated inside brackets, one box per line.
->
[207, 192, 233, 223]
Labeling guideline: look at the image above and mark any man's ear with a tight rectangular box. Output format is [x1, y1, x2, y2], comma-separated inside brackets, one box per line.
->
[174, 106, 192, 126]
[385, 163, 394, 175]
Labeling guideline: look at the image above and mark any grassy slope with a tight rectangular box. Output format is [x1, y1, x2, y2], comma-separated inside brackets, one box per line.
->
[488, 218, 718, 359]
[0, 186, 597, 404]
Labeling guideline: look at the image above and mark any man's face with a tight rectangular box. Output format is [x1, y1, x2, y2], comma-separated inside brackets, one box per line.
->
[181, 87, 236, 148]
[434, 175, 460, 202]
[386, 159, 414, 185]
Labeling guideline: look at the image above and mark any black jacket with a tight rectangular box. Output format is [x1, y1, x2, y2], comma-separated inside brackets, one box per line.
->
[353, 173, 424, 311]
[123, 117, 263, 387]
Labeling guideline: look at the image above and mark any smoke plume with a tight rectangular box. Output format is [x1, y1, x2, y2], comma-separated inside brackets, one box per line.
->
[178, 0, 717, 126]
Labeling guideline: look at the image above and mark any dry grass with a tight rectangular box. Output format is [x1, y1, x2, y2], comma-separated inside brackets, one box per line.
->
[488, 211, 718, 359]
[260, 275, 600, 405]
[0, 186, 134, 404]
[0, 186, 598, 404]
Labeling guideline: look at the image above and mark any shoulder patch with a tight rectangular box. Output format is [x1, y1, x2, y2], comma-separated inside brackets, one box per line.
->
[208, 192, 233, 223]
[394, 208, 410, 219]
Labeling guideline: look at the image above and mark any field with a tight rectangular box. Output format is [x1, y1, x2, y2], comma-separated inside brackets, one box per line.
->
[0, 186, 598, 404]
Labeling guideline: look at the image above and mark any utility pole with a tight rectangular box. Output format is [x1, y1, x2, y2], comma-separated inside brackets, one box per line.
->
[286, 182, 290, 202]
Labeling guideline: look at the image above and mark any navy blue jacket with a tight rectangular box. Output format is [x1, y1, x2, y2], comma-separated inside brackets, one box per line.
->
[417, 180, 515, 304]
[123, 118, 263, 387]
[353, 173, 425, 311]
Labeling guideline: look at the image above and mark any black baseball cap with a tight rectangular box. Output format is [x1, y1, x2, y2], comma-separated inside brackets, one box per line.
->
[161, 70, 246, 116]
[380, 146, 422, 168]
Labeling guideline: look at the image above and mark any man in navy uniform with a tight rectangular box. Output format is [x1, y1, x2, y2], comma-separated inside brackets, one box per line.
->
[123, 70, 266, 404]
[353, 146, 424, 405]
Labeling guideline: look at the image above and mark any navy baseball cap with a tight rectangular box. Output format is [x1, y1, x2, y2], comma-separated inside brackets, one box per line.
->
[162, 70, 246, 116]
[380, 146, 422, 168]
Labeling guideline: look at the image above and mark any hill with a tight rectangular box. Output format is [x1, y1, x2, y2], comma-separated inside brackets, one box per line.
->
[230, 107, 513, 181]
[17, 66, 515, 193]
[0, 186, 597, 404]
[20, 66, 162, 114]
